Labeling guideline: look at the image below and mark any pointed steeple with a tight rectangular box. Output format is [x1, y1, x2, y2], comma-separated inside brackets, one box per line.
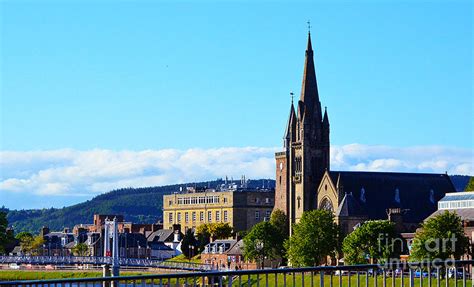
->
[299, 32, 322, 123]
[323, 106, 329, 126]
[284, 96, 297, 147]
[284, 102, 296, 139]
[306, 31, 313, 52]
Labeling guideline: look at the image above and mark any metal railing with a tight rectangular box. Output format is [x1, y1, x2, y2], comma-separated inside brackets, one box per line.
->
[0, 259, 472, 286]
[0, 256, 211, 271]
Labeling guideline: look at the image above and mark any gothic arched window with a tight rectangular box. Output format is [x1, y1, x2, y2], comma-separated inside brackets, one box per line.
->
[319, 198, 334, 212]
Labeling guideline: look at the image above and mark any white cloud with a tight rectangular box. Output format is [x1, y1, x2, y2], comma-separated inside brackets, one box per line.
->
[0, 145, 472, 199]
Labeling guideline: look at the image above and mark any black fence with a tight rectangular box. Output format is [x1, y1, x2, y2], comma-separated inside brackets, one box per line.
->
[0, 256, 211, 271]
[0, 259, 472, 287]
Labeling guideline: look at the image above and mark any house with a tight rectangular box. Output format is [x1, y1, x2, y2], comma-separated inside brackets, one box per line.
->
[147, 225, 183, 256]
[201, 239, 278, 270]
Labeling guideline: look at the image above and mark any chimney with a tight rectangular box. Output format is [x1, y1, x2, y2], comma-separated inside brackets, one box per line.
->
[173, 230, 181, 242]
[6, 227, 14, 238]
[40, 226, 50, 237]
[235, 232, 242, 242]
[387, 208, 404, 232]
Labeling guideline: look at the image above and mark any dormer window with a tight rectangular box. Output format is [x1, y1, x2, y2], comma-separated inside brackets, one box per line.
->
[430, 189, 435, 204]
[394, 188, 400, 204]
[360, 188, 366, 203]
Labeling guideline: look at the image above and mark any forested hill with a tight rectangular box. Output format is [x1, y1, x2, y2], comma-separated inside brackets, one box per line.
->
[3, 179, 275, 234]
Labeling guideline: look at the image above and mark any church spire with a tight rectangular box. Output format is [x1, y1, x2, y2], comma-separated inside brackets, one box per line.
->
[323, 106, 329, 126]
[284, 92, 297, 147]
[299, 32, 322, 123]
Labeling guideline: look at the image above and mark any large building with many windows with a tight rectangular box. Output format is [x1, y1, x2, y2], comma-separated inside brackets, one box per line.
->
[163, 187, 275, 233]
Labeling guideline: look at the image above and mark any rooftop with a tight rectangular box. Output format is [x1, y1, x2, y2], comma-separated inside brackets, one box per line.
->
[439, 191, 474, 202]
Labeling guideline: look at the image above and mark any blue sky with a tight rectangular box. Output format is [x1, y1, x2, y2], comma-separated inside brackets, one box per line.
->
[0, 1, 472, 209]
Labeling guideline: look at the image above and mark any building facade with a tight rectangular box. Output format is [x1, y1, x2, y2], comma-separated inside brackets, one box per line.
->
[163, 188, 274, 233]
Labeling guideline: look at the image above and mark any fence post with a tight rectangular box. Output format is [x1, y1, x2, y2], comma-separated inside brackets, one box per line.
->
[102, 264, 111, 287]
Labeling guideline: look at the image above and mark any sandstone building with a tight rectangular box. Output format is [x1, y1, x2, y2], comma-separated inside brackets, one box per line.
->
[163, 186, 274, 233]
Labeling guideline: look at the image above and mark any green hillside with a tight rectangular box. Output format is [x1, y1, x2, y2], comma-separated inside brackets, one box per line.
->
[3, 179, 275, 233]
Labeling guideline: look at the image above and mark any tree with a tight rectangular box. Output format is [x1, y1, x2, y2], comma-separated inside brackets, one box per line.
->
[269, 209, 289, 258]
[243, 221, 280, 269]
[196, 226, 211, 253]
[270, 209, 289, 239]
[208, 223, 233, 240]
[343, 220, 401, 265]
[30, 235, 45, 255]
[181, 229, 198, 259]
[72, 242, 89, 256]
[0, 211, 13, 255]
[410, 211, 469, 261]
[15, 232, 34, 254]
[285, 209, 339, 267]
[465, 177, 474, 191]
[196, 223, 233, 241]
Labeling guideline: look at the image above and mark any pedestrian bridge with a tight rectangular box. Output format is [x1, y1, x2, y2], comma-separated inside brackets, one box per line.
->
[0, 256, 211, 271]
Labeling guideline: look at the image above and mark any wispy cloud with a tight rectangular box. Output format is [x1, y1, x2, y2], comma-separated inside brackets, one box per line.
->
[0, 145, 472, 200]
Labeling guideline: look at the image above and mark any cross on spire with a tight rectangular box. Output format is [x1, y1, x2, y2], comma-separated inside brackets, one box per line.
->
[290, 91, 294, 103]
[307, 20, 311, 34]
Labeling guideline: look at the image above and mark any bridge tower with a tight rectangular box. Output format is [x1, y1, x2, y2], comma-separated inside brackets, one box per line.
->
[103, 217, 120, 277]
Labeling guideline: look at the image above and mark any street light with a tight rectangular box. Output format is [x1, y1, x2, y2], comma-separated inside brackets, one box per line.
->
[255, 240, 264, 269]
[188, 245, 195, 262]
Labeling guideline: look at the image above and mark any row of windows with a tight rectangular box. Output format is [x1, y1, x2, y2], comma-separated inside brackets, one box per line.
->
[169, 209, 272, 223]
[439, 200, 474, 210]
[174, 196, 225, 206]
[171, 196, 271, 206]
[169, 210, 229, 223]
[255, 210, 272, 220]
[254, 197, 272, 204]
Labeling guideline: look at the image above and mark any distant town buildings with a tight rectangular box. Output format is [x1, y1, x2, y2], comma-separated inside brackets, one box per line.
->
[163, 178, 275, 233]
[12, 214, 180, 260]
[274, 32, 456, 235]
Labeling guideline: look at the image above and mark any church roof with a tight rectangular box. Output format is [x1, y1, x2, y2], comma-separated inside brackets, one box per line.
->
[336, 192, 366, 217]
[328, 171, 455, 224]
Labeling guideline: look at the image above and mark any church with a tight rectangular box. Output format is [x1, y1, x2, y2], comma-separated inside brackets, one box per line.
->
[273, 32, 455, 235]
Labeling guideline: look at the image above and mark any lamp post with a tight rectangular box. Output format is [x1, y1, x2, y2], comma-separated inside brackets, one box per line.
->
[256, 241, 264, 269]
[188, 245, 195, 262]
